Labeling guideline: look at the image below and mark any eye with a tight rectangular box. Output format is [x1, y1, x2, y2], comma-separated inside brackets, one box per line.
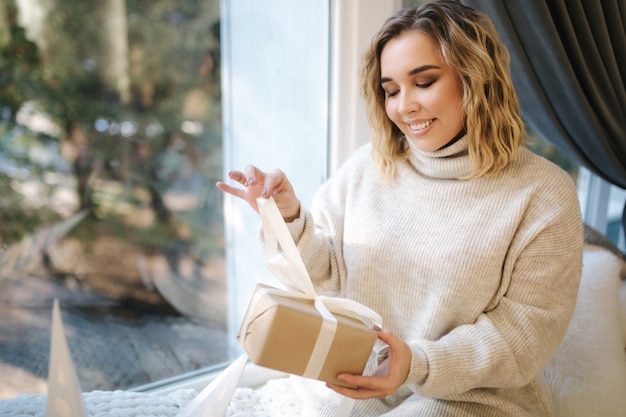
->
[416, 79, 436, 88]
[385, 89, 399, 98]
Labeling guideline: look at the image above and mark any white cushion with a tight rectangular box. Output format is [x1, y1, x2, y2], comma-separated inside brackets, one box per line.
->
[542, 248, 626, 417]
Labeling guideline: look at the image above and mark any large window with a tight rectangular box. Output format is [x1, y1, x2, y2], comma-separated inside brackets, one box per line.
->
[0, 0, 226, 397]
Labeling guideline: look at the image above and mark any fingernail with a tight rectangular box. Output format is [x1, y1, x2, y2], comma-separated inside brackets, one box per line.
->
[372, 324, 382, 332]
[248, 178, 255, 185]
[261, 188, 267, 196]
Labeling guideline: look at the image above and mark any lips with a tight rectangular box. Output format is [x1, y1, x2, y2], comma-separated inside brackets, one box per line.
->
[408, 118, 435, 131]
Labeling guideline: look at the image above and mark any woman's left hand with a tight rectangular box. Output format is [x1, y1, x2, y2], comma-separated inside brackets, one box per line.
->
[327, 327, 412, 399]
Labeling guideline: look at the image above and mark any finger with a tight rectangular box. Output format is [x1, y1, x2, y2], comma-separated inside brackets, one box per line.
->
[261, 169, 290, 197]
[335, 372, 382, 392]
[227, 170, 249, 186]
[374, 326, 393, 343]
[326, 383, 386, 400]
[338, 328, 411, 389]
[373, 328, 412, 384]
[374, 327, 406, 356]
[244, 165, 262, 186]
[215, 181, 247, 199]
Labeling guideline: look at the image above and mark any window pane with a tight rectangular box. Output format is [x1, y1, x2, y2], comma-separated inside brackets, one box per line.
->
[221, 0, 330, 351]
[525, 126, 579, 182]
[0, 0, 226, 398]
[526, 127, 625, 251]
[607, 186, 626, 251]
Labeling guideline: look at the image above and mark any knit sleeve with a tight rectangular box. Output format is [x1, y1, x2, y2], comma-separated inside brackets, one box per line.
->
[405, 173, 584, 398]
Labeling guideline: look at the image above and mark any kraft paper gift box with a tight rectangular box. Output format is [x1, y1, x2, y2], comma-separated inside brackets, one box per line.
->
[238, 283, 377, 388]
[240, 197, 382, 389]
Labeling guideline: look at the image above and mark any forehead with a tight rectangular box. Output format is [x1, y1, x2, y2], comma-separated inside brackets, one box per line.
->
[380, 30, 443, 74]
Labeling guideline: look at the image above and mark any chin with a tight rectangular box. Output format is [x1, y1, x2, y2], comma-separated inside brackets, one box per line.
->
[408, 137, 444, 152]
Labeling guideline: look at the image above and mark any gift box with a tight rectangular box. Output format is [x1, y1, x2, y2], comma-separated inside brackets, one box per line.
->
[238, 284, 377, 388]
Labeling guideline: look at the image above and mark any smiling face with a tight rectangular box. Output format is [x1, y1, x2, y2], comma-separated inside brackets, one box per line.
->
[380, 30, 465, 152]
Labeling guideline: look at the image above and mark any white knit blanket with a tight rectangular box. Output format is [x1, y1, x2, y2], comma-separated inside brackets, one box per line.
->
[0, 378, 301, 417]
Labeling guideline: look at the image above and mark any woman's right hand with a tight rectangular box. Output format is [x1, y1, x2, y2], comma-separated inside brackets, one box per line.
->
[216, 165, 301, 222]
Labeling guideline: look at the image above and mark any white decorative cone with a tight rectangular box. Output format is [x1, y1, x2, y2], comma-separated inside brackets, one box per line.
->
[45, 299, 87, 417]
[177, 353, 248, 417]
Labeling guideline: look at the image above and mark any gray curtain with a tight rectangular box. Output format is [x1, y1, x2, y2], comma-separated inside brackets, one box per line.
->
[462, 0, 626, 246]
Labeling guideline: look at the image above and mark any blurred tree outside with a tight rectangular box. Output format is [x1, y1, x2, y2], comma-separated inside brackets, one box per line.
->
[1, 0, 223, 262]
[0, 0, 227, 394]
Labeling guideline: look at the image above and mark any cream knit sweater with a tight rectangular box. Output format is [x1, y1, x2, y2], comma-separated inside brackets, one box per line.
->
[283, 137, 583, 417]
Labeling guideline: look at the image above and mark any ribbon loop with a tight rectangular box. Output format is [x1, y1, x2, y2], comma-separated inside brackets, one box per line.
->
[258, 197, 316, 296]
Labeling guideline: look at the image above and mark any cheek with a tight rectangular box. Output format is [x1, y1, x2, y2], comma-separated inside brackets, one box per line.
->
[385, 100, 398, 123]
[447, 90, 466, 124]
[435, 86, 463, 119]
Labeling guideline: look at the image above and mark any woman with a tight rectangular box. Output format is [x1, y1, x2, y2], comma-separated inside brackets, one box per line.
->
[217, 1, 583, 416]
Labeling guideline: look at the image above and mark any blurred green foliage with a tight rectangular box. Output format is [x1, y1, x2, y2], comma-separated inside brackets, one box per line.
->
[525, 126, 579, 182]
[0, 0, 223, 263]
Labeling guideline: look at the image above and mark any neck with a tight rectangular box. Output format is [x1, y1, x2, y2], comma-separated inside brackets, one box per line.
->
[437, 127, 467, 150]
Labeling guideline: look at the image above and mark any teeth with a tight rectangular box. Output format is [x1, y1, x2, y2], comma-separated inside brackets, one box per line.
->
[409, 119, 434, 130]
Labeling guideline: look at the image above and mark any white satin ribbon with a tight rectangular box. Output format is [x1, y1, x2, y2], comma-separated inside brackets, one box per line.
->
[258, 196, 316, 296]
[258, 197, 381, 320]
[305, 298, 338, 378]
[256, 196, 383, 417]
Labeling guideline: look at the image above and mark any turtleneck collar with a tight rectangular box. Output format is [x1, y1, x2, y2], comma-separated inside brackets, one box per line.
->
[406, 135, 473, 179]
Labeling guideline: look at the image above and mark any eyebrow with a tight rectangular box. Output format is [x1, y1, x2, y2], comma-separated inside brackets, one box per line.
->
[380, 64, 441, 84]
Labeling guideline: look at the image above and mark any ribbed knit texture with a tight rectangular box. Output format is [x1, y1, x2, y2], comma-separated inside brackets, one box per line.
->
[0, 379, 304, 417]
[283, 137, 584, 417]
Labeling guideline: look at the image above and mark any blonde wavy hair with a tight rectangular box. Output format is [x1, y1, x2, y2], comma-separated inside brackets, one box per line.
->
[361, 0, 525, 181]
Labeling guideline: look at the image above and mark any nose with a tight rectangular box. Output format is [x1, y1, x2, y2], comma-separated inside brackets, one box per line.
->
[397, 89, 419, 116]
